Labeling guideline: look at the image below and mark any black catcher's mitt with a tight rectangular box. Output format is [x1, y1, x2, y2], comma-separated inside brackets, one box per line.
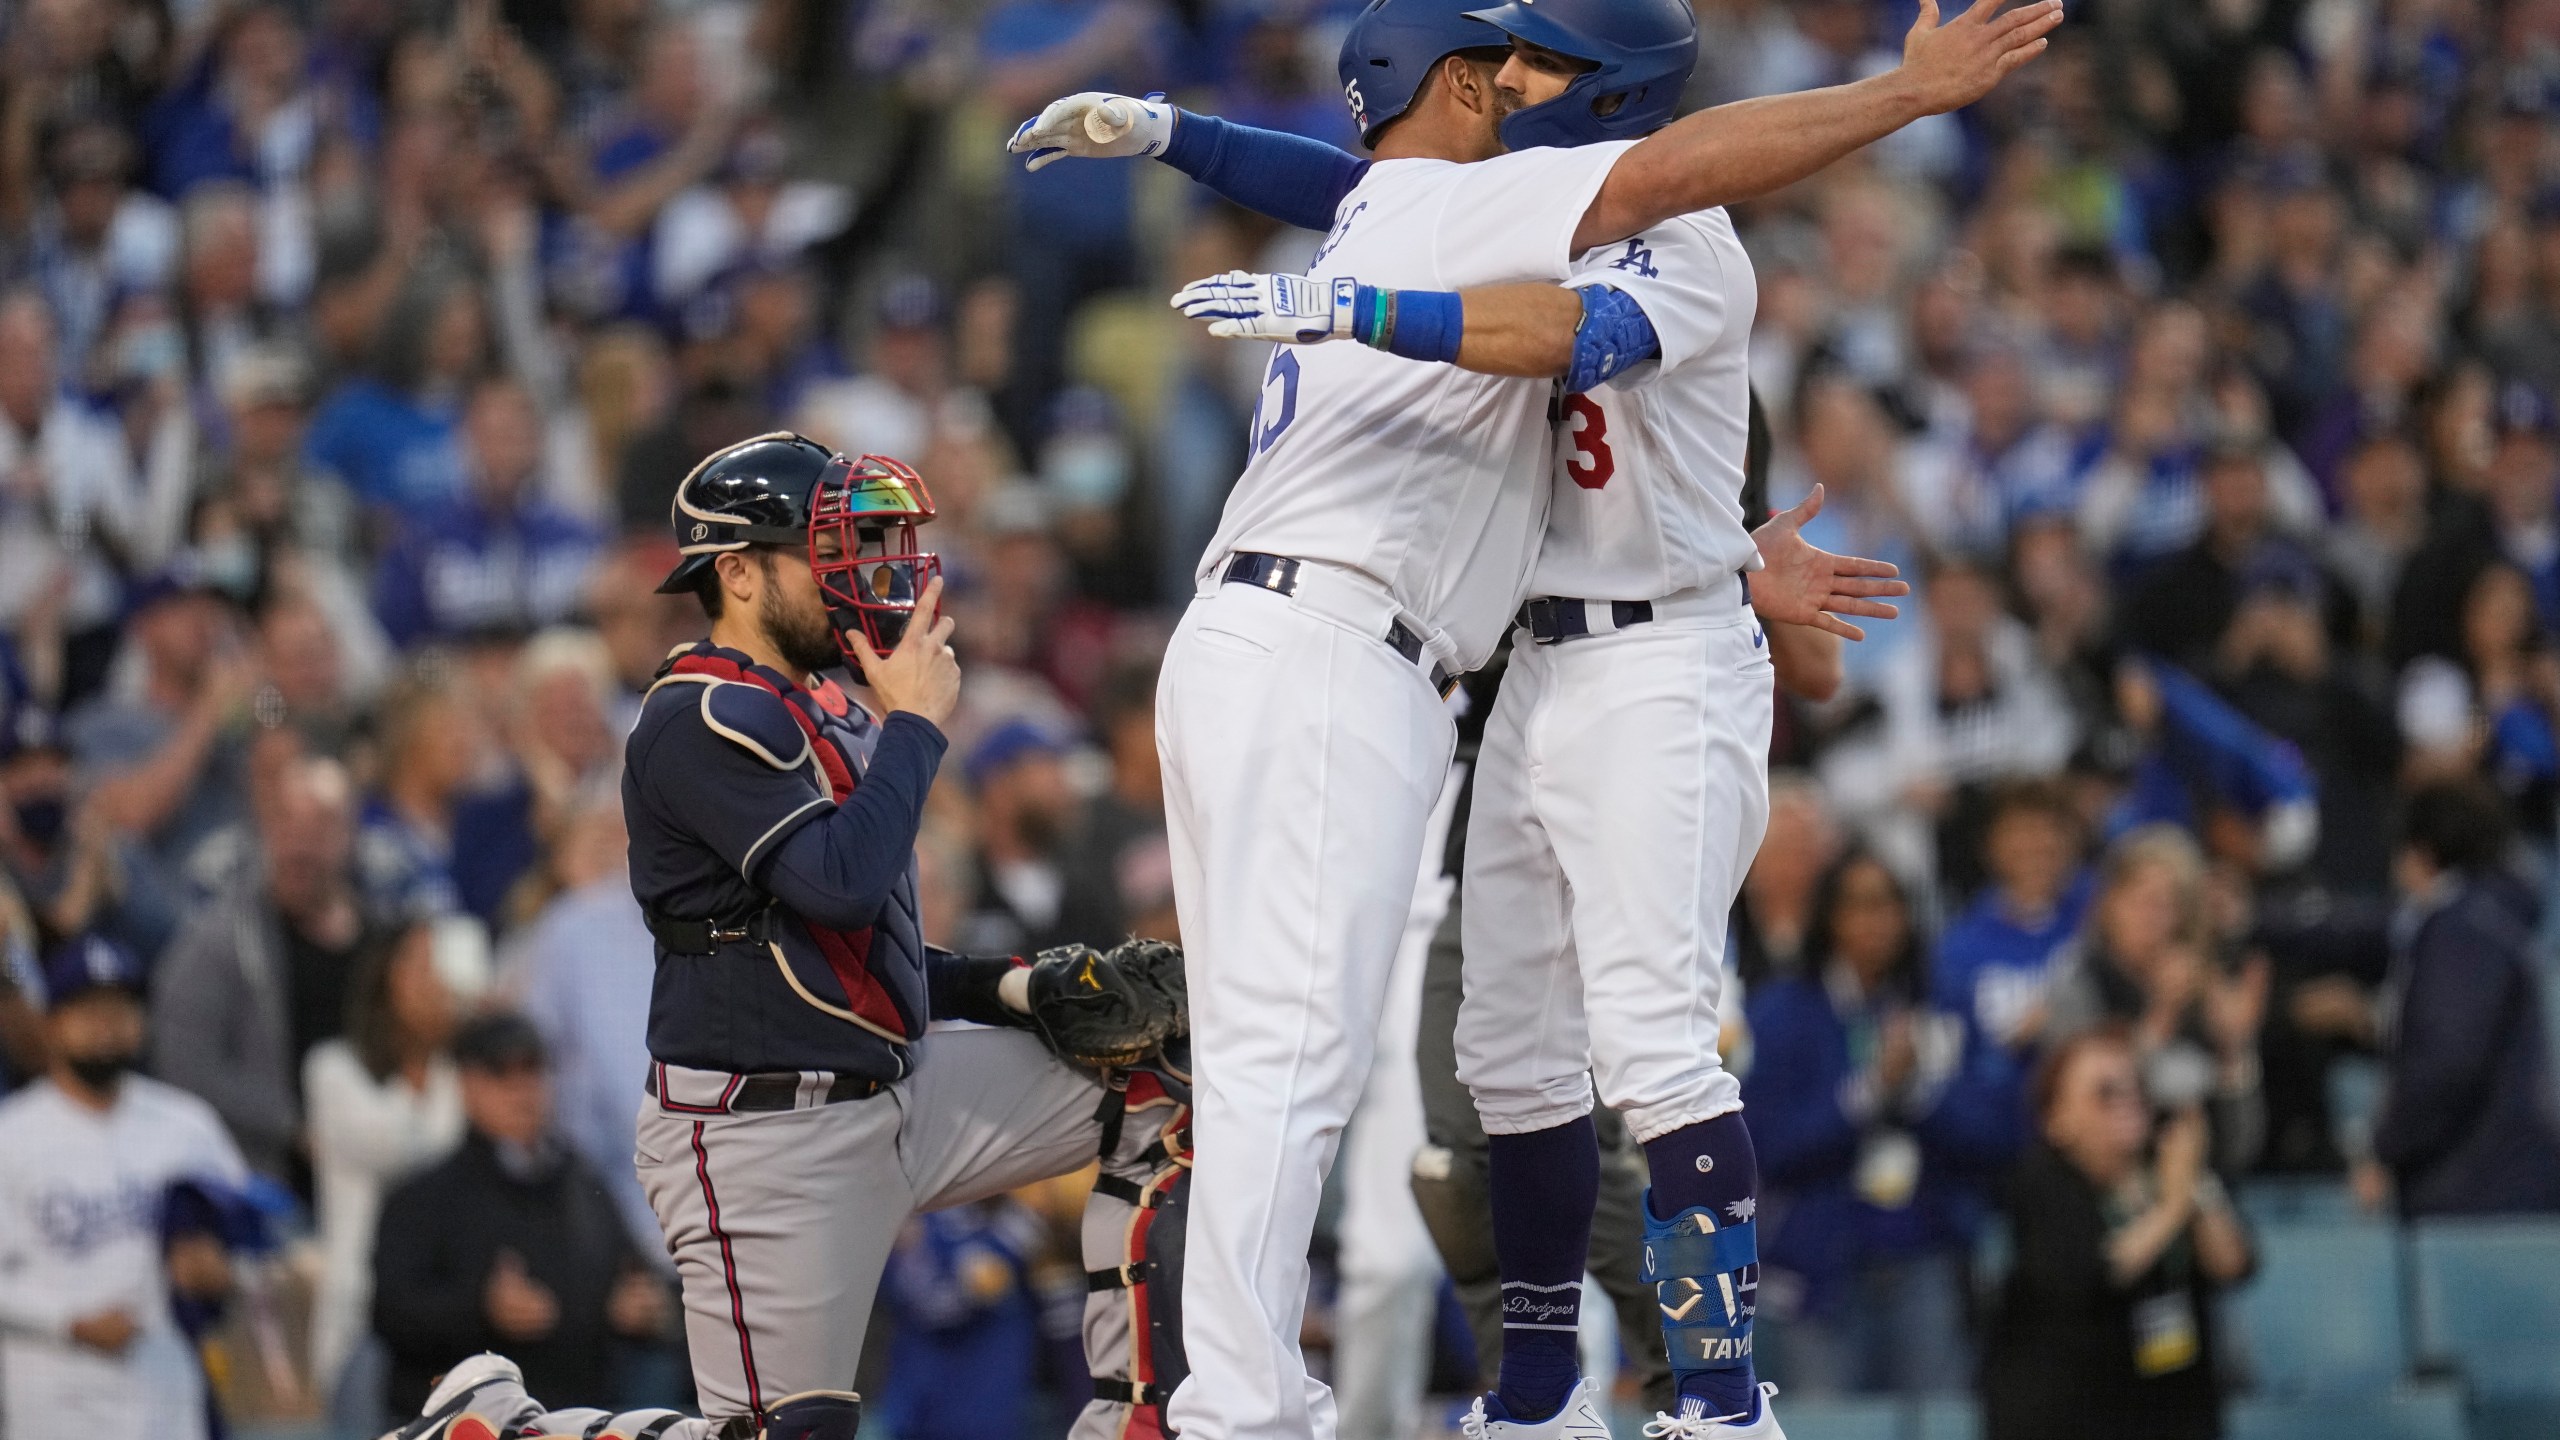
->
[1025, 938, 1187, 1068]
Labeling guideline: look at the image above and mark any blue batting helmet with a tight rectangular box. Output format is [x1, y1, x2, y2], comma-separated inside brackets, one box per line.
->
[1465, 0, 1698, 150]
[1338, 0, 1504, 147]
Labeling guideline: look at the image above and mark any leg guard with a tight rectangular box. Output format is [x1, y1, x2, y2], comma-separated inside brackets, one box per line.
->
[1641, 1192, 1759, 1382]
[757, 1392, 862, 1440]
[1074, 1057, 1196, 1440]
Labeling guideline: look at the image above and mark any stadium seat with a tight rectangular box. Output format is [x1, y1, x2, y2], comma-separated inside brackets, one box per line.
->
[2230, 1218, 2406, 1395]
[2410, 1218, 2560, 1396]
[1912, 1394, 1981, 1440]
[1764, 1396, 1902, 1440]
[2226, 1385, 2469, 1440]
[2235, 1176, 2363, 1227]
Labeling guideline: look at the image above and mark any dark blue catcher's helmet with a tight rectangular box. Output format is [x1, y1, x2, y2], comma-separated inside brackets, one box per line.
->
[1337, 0, 1504, 146]
[1465, 0, 1697, 150]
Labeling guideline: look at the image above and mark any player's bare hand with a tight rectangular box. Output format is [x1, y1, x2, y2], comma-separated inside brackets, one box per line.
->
[1008, 91, 1175, 171]
[69, 1308, 139, 1354]
[848, 575, 960, 728]
[485, 1250, 560, 1341]
[1172, 271, 1357, 344]
[1899, 0, 2064, 114]
[1748, 484, 1910, 641]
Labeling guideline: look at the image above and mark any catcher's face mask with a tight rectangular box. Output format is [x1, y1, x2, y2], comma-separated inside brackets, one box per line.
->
[809, 453, 941, 658]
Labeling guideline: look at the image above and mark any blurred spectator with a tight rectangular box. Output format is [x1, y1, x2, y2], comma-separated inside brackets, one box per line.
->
[1932, 780, 2094, 1056]
[979, 0, 1164, 453]
[554, 20, 736, 326]
[2119, 438, 2343, 679]
[150, 754, 364, 1179]
[2368, 781, 2560, 1217]
[1748, 850, 2018, 1397]
[64, 571, 254, 888]
[371, 1011, 670, 1414]
[797, 275, 975, 466]
[372, 378, 604, 649]
[303, 920, 465, 1418]
[0, 641, 130, 954]
[958, 718, 1076, 957]
[0, 935, 247, 1440]
[513, 779, 658, 1256]
[1980, 1029, 2253, 1440]
[876, 1200, 1047, 1440]
[16, 121, 177, 377]
[449, 629, 619, 928]
[2323, 433, 2428, 651]
[1056, 657, 1172, 945]
[303, 274, 491, 513]
[355, 661, 485, 920]
[2047, 827, 2269, 1174]
[1733, 772, 1841, 986]
[0, 289, 138, 682]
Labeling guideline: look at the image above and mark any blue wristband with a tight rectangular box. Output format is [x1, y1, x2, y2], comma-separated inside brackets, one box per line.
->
[1349, 285, 1463, 364]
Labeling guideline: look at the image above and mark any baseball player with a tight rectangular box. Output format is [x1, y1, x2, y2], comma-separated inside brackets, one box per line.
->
[0, 935, 248, 1440]
[379, 435, 1187, 1440]
[1006, 3, 2054, 1439]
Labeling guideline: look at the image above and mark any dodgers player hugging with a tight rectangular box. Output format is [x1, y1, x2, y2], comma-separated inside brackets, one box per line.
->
[1008, 0, 2056, 1435]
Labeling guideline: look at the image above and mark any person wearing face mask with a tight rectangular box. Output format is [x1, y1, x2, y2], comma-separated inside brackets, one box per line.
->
[956, 718, 1079, 957]
[0, 934, 250, 1440]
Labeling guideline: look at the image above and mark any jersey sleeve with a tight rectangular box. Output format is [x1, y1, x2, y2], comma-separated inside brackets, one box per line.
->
[1426, 140, 1639, 289]
[1573, 214, 1734, 383]
[634, 684, 836, 883]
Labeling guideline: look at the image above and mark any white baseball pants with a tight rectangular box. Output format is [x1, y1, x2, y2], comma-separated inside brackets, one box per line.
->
[1456, 603, 1774, 1144]
[1157, 575, 1458, 1440]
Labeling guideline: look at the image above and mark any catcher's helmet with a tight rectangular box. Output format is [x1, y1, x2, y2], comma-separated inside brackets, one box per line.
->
[656, 432, 942, 654]
[1465, 0, 1696, 151]
[1337, 0, 1503, 147]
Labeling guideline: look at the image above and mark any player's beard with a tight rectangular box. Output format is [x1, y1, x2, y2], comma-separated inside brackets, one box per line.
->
[760, 575, 847, 677]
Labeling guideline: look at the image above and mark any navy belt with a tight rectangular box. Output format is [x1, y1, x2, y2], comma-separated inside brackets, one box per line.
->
[646, 1065, 882, 1112]
[1222, 552, 1460, 698]
[1518, 597, 1655, 644]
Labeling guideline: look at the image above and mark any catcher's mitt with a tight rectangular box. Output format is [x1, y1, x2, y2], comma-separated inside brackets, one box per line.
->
[1025, 937, 1187, 1068]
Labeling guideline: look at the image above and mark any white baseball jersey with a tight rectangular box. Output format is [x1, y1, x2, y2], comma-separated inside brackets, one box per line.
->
[1528, 208, 1761, 602]
[1200, 141, 1637, 671]
[0, 1076, 247, 1440]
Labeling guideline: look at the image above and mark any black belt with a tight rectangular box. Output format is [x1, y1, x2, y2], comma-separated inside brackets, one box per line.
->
[1518, 596, 1655, 644]
[646, 907, 772, 955]
[644, 1067, 882, 1111]
[1222, 552, 1459, 697]
[1095, 1378, 1170, 1407]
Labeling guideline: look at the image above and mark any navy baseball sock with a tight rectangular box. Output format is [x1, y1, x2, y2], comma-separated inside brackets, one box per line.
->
[1486, 1114, 1600, 1422]
[1643, 1111, 1762, 1422]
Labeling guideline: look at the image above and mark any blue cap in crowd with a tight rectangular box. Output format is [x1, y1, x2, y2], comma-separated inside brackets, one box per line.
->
[2495, 379, 2557, 440]
[37, 935, 145, 1011]
[966, 717, 1065, 790]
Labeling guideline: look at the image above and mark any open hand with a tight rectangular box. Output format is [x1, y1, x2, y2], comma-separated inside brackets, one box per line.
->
[1748, 485, 1909, 640]
[1171, 271, 1358, 344]
[1008, 91, 1176, 171]
[1899, 0, 2065, 115]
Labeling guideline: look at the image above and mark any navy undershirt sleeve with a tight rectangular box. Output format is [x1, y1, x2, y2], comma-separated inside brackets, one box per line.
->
[755, 712, 947, 932]
[928, 949, 1028, 1027]
[1160, 111, 1368, 233]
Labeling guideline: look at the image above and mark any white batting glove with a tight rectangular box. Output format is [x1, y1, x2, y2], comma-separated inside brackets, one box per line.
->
[1171, 271, 1359, 344]
[1007, 92, 1176, 172]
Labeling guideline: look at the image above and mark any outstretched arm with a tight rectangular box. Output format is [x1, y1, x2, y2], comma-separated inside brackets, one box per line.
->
[1009, 94, 1368, 232]
[1576, 0, 2061, 250]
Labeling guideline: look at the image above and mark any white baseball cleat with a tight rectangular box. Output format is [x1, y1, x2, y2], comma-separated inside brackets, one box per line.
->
[382, 1353, 541, 1440]
[1638, 1385, 1786, 1440]
[1459, 1377, 1617, 1440]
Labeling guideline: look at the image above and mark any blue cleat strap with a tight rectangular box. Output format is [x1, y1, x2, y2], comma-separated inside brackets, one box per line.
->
[1641, 1219, 1757, 1282]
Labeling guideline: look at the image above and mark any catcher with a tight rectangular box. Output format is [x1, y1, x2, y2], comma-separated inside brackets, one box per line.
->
[381, 435, 1188, 1440]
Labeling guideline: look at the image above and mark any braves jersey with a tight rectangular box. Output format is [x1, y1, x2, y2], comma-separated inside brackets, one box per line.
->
[1528, 208, 1761, 602]
[0, 1077, 247, 1440]
[1200, 141, 1637, 672]
[622, 643, 942, 1079]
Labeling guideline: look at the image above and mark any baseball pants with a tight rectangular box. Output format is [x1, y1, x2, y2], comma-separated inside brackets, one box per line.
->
[1156, 573, 1459, 1440]
[1456, 599, 1773, 1142]
[634, 1028, 1104, 1425]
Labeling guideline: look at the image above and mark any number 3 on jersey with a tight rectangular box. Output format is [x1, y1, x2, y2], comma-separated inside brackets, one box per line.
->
[1562, 394, 1615, 489]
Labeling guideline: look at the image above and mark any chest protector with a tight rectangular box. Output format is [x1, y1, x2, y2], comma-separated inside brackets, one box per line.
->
[1071, 1051, 1197, 1440]
[658, 644, 918, 1045]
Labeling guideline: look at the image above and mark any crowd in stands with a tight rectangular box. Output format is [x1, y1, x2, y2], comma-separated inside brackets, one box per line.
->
[1, 0, 2558, 1437]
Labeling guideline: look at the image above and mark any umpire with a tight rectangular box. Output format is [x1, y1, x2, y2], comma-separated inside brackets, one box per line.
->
[576, 435, 1176, 1440]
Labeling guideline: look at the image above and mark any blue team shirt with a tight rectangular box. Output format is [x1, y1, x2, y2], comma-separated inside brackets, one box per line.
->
[1930, 871, 2095, 1053]
[370, 494, 604, 647]
[303, 380, 466, 513]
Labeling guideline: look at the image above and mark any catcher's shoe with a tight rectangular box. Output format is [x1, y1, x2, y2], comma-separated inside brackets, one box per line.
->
[1638, 1385, 1787, 1440]
[758, 1390, 862, 1440]
[383, 1354, 542, 1440]
[1459, 1377, 1616, 1440]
